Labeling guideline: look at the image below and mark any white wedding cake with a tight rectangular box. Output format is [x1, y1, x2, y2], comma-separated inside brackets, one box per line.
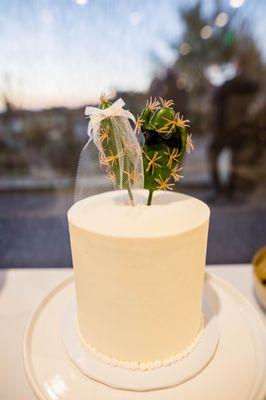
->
[68, 189, 210, 370]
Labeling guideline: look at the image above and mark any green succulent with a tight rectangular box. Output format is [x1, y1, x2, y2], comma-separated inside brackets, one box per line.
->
[138, 97, 192, 205]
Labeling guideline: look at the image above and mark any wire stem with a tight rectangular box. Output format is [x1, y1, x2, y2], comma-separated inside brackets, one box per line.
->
[147, 190, 154, 206]
[128, 187, 135, 207]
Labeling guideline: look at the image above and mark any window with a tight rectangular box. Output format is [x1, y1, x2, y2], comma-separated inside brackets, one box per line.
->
[0, 0, 265, 267]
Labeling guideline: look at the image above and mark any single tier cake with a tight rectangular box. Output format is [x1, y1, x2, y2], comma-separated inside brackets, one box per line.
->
[68, 189, 210, 369]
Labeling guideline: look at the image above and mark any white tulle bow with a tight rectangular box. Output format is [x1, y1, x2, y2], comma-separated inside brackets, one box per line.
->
[85, 98, 136, 140]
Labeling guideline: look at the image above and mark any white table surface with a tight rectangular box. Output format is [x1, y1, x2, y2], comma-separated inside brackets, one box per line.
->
[0, 265, 265, 400]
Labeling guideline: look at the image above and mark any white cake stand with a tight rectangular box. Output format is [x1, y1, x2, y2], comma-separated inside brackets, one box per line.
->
[23, 272, 266, 400]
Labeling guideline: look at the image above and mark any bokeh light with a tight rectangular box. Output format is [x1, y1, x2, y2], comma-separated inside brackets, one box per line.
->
[200, 25, 213, 40]
[215, 12, 229, 28]
[75, 0, 88, 5]
[230, 0, 246, 8]
[179, 42, 191, 56]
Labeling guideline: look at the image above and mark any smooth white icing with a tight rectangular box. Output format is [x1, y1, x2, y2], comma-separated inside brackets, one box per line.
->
[69, 190, 209, 237]
[68, 190, 210, 364]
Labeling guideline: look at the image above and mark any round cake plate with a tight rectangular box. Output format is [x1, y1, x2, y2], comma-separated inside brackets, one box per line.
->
[23, 272, 266, 400]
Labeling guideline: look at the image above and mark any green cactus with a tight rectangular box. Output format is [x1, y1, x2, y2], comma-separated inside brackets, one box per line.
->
[91, 95, 193, 207]
[98, 95, 139, 206]
[138, 97, 193, 205]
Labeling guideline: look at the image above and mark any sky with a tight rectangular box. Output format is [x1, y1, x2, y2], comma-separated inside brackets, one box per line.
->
[0, 0, 265, 111]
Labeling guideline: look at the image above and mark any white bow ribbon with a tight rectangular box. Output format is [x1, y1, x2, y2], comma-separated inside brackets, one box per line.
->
[85, 98, 136, 140]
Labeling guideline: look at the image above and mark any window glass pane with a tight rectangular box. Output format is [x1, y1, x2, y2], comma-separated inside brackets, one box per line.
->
[0, 0, 265, 267]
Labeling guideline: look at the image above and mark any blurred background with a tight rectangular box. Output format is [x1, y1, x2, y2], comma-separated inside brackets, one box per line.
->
[0, 0, 265, 268]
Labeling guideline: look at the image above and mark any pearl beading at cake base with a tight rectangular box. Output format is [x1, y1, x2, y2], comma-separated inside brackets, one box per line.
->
[77, 314, 205, 371]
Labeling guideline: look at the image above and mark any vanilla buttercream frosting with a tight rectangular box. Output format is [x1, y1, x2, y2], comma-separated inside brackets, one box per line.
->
[68, 190, 210, 364]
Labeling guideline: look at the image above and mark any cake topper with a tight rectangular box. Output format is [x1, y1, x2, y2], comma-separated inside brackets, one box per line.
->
[137, 97, 194, 205]
[76, 94, 144, 206]
[77, 95, 193, 206]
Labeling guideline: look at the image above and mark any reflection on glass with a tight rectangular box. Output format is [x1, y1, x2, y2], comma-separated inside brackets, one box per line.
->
[0, 0, 265, 267]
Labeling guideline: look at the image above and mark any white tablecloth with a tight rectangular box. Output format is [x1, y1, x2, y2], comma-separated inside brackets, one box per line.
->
[0, 265, 264, 399]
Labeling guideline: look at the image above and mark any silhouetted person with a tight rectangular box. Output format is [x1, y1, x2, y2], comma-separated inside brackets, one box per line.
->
[209, 61, 258, 198]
